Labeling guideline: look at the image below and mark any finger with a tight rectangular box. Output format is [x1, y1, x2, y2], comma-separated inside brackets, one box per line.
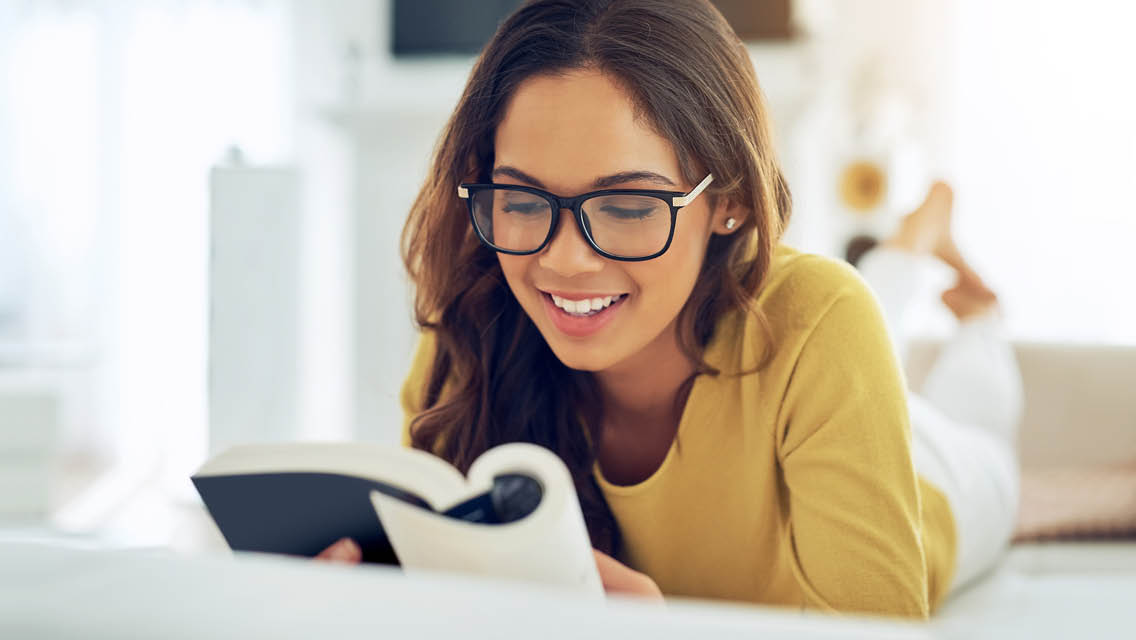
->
[315, 537, 362, 564]
[592, 550, 663, 599]
[592, 549, 627, 581]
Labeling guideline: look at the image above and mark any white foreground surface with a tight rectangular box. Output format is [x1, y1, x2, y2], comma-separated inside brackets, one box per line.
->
[3, 535, 1136, 639]
[0, 538, 925, 640]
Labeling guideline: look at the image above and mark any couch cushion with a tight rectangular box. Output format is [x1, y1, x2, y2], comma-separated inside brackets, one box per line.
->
[1014, 464, 1136, 542]
[906, 340, 1136, 468]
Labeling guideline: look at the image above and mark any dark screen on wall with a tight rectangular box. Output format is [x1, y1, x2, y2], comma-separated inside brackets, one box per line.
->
[392, 0, 522, 56]
[390, 0, 794, 58]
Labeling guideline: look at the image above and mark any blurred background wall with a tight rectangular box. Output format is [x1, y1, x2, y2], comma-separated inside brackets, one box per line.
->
[0, 0, 1133, 537]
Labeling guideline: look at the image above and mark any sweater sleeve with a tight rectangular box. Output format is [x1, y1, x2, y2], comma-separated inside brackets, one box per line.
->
[775, 275, 930, 619]
[399, 331, 437, 448]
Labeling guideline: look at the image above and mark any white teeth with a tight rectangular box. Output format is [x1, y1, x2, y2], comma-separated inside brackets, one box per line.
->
[549, 293, 624, 315]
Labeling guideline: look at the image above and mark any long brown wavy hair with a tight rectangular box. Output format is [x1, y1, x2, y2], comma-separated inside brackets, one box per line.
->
[400, 0, 791, 555]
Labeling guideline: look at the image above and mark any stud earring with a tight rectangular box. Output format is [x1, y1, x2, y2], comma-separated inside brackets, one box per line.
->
[725, 217, 737, 230]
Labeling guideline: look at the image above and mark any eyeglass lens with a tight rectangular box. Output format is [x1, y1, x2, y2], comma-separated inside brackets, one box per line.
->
[469, 188, 671, 259]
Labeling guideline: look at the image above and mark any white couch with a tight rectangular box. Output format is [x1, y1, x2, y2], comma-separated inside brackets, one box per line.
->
[907, 340, 1136, 468]
[907, 340, 1136, 636]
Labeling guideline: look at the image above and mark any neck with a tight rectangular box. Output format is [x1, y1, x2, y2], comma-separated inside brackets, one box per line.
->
[594, 319, 697, 428]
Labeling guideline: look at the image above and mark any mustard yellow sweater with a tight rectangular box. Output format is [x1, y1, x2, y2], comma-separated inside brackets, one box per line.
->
[400, 244, 956, 620]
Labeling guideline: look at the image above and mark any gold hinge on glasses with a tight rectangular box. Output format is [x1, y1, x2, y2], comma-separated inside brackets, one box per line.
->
[671, 173, 714, 207]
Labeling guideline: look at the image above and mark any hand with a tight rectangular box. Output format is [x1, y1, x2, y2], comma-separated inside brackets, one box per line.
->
[592, 549, 664, 602]
[314, 537, 362, 564]
[314, 538, 663, 603]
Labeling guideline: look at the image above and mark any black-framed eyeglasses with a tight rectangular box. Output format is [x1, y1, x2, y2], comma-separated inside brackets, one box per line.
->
[457, 173, 714, 262]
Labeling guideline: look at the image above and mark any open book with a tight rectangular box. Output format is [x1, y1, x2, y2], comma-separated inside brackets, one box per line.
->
[191, 441, 603, 596]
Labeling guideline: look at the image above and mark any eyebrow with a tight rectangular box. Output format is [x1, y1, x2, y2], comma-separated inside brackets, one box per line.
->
[491, 166, 678, 190]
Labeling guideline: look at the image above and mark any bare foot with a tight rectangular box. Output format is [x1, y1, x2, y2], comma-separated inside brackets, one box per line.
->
[941, 277, 999, 322]
[956, 267, 997, 301]
[921, 183, 987, 285]
[885, 180, 1002, 317]
[884, 181, 954, 255]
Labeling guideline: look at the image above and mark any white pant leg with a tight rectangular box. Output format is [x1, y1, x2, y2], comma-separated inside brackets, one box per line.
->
[908, 393, 1020, 594]
[908, 313, 1024, 595]
[856, 247, 943, 366]
[919, 311, 1025, 443]
[859, 247, 1025, 594]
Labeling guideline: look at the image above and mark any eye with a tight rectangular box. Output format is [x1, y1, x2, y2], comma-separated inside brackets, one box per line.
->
[504, 201, 547, 217]
[501, 199, 550, 215]
[599, 203, 661, 220]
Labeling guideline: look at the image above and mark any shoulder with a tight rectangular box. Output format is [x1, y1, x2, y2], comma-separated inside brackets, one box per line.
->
[400, 330, 440, 445]
[757, 244, 879, 333]
[735, 247, 908, 454]
[705, 244, 888, 375]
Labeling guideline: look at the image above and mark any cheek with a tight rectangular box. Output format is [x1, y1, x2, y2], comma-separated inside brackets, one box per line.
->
[625, 214, 710, 319]
[648, 210, 711, 291]
[497, 254, 532, 296]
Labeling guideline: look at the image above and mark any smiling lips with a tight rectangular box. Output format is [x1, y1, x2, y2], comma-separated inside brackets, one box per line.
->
[549, 293, 627, 315]
[539, 290, 629, 337]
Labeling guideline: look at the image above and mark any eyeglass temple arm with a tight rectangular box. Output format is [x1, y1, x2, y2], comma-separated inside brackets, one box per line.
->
[671, 173, 714, 207]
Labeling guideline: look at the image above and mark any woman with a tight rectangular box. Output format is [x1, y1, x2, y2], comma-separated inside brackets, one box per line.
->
[321, 0, 974, 620]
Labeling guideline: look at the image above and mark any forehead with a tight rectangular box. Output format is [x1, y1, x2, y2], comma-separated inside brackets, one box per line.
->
[493, 69, 681, 193]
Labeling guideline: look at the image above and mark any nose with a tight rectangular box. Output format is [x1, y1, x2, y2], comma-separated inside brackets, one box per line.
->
[537, 209, 605, 277]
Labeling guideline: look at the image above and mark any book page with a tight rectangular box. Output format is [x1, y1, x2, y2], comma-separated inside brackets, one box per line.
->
[371, 443, 603, 597]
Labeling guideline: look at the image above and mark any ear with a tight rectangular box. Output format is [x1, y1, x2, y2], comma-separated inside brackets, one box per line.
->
[710, 197, 749, 236]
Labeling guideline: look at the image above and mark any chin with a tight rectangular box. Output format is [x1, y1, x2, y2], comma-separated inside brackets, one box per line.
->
[541, 335, 622, 372]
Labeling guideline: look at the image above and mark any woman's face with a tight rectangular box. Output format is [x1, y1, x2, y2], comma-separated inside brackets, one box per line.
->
[492, 69, 735, 373]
